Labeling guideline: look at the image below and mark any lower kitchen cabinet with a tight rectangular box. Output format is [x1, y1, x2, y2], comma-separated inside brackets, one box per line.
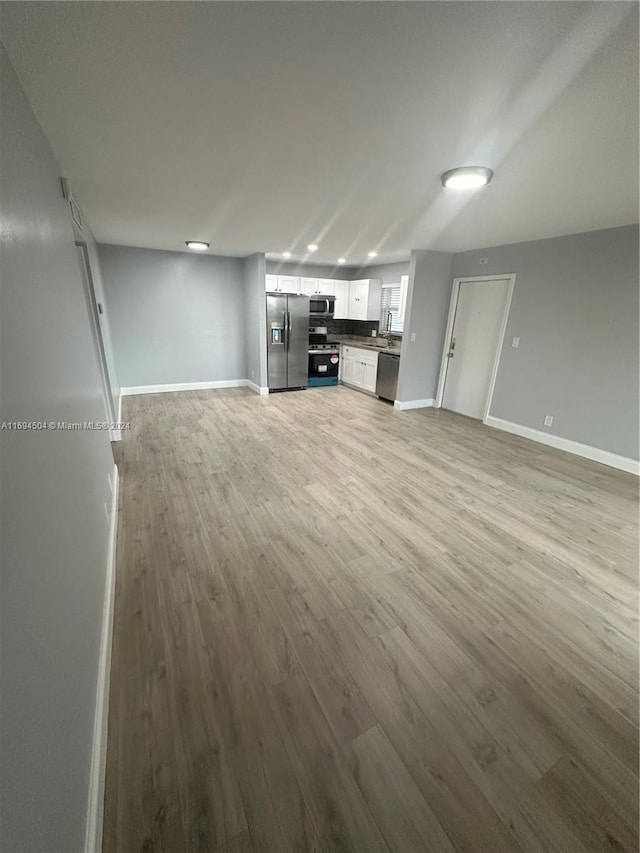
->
[340, 345, 378, 394]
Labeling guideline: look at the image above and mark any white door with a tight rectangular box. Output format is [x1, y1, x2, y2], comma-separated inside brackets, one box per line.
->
[441, 278, 511, 419]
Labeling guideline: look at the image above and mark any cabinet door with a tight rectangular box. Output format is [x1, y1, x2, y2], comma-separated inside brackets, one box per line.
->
[265, 274, 278, 292]
[300, 277, 319, 296]
[341, 352, 355, 385]
[317, 279, 335, 296]
[333, 281, 350, 319]
[278, 275, 300, 294]
[362, 359, 378, 393]
[348, 281, 368, 320]
[351, 358, 365, 388]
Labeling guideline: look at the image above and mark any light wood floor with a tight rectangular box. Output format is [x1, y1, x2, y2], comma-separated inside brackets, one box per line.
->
[104, 386, 639, 853]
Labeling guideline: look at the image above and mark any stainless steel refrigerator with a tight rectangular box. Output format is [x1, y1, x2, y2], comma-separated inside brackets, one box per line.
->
[266, 292, 309, 391]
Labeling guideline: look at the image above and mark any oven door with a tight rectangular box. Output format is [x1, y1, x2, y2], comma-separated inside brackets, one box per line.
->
[309, 295, 335, 318]
[308, 350, 340, 385]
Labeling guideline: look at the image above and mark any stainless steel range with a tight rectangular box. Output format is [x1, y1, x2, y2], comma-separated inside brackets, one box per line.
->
[308, 326, 340, 387]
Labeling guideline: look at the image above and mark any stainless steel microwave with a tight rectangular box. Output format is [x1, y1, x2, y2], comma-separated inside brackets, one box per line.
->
[309, 294, 335, 318]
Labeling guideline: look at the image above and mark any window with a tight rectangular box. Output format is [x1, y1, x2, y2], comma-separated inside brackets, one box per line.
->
[379, 276, 408, 333]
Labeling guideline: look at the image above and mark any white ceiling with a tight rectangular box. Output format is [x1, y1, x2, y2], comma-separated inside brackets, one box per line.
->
[1, 1, 638, 264]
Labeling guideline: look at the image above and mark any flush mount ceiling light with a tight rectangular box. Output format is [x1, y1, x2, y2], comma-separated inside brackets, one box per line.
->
[441, 166, 494, 189]
[185, 240, 209, 250]
[282, 251, 291, 258]
[337, 257, 346, 264]
[307, 243, 318, 252]
[367, 251, 378, 258]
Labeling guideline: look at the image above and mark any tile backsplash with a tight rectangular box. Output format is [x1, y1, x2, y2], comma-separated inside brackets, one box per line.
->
[325, 319, 402, 340]
[327, 319, 379, 337]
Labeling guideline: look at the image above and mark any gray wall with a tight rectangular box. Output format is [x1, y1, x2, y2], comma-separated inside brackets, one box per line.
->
[351, 260, 410, 285]
[452, 226, 639, 459]
[243, 253, 267, 389]
[397, 250, 453, 403]
[98, 244, 246, 388]
[0, 44, 115, 852]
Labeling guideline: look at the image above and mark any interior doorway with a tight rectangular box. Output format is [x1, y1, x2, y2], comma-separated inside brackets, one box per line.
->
[436, 275, 515, 420]
[76, 243, 120, 440]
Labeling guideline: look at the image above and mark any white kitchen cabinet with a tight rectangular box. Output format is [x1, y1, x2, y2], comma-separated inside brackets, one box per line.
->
[340, 345, 378, 395]
[362, 358, 378, 393]
[347, 279, 382, 321]
[317, 279, 335, 295]
[265, 274, 278, 292]
[299, 277, 319, 295]
[333, 280, 350, 319]
[277, 275, 300, 294]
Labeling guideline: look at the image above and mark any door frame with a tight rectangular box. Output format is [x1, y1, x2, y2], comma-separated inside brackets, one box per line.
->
[435, 273, 516, 423]
[76, 242, 121, 441]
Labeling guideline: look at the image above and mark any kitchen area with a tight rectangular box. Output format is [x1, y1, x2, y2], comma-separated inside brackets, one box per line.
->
[265, 270, 407, 403]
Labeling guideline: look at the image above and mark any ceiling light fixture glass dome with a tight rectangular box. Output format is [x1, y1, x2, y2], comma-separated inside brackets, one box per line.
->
[441, 167, 494, 189]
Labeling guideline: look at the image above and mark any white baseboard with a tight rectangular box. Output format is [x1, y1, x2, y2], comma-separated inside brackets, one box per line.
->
[85, 463, 119, 853]
[246, 380, 269, 396]
[121, 379, 248, 396]
[485, 416, 640, 475]
[394, 398, 435, 410]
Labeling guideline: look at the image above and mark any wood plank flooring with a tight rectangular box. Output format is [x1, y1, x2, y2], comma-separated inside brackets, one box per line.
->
[104, 386, 639, 853]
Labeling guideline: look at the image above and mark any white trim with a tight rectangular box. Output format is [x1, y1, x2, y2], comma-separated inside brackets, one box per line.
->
[246, 380, 269, 396]
[121, 379, 248, 396]
[394, 398, 435, 410]
[435, 274, 516, 420]
[485, 416, 640, 475]
[111, 390, 123, 442]
[85, 464, 119, 853]
[117, 390, 122, 424]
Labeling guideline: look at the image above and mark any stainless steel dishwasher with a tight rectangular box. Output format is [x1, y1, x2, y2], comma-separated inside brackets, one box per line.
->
[376, 351, 400, 402]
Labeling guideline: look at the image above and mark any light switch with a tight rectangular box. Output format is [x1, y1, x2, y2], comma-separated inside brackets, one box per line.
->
[410, 332, 416, 342]
[512, 337, 520, 348]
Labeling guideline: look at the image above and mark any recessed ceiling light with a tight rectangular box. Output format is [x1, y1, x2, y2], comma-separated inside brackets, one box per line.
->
[337, 257, 346, 264]
[185, 240, 209, 251]
[368, 251, 378, 258]
[441, 166, 494, 190]
[307, 244, 318, 252]
[282, 251, 291, 258]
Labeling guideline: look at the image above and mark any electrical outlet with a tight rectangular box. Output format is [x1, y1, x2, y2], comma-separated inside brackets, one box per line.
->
[371, 329, 377, 337]
[480, 257, 489, 264]
[103, 502, 110, 524]
[410, 332, 416, 342]
[251, 370, 255, 379]
[512, 337, 520, 348]
[543, 415, 553, 427]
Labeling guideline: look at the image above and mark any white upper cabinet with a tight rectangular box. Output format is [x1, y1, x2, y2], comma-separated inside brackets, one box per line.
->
[317, 279, 335, 295]
[277, 275, 300, 294]
[348, 279, 382, 321]
[299, 277, 319, 295]
[333, 280, 350, 319]
[265, 274, 278, 292]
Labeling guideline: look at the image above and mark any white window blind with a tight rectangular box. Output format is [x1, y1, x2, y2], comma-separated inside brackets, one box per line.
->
[380, 282, 405, 333]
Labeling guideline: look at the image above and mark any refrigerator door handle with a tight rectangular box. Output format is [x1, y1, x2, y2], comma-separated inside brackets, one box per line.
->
[282, 309, 288, 349]
[286, 310, 291, 351]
